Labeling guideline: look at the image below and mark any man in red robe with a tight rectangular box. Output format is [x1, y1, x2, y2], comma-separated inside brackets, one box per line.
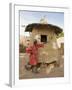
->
[26, 40, 44, 73]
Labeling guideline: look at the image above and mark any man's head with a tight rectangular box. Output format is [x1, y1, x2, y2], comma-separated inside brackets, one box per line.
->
[34, 39, 37, 45]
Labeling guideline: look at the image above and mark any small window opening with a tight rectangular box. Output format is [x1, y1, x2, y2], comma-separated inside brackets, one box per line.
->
[41, 35, 47, 43]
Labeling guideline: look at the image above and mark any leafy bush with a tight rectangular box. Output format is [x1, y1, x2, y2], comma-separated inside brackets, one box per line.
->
[19, 44, 26, 53]
[57, 32, 64, 38]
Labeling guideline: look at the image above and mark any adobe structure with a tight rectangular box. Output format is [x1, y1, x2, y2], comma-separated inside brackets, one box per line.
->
[25, 18, 63, 64]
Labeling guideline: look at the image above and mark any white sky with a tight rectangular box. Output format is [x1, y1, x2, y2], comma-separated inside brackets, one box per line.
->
[20, 10, 64, 36]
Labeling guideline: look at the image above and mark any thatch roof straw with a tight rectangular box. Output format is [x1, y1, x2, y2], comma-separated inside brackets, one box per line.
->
[25, 23, 63, 35]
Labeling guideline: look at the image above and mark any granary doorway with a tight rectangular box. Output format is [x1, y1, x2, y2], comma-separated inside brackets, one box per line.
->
[41, 35, 47, 43]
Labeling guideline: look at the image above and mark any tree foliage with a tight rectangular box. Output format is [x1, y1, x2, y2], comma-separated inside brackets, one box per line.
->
[19, 44, 26, 53]
[56, 32, 64, 38]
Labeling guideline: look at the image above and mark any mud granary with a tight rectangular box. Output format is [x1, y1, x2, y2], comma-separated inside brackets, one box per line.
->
[25, 19, 63, 64]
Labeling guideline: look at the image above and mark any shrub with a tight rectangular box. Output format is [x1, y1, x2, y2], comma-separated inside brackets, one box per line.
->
[57, 32, 64, 38]
[19, 44, 26, 53]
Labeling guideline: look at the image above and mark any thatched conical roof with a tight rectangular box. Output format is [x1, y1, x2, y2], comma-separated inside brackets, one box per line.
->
[25, 23, 63, 35]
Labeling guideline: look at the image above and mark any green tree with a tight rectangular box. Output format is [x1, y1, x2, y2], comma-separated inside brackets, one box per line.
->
[57, 32, 64, 38]
[19, 44, 26, 53]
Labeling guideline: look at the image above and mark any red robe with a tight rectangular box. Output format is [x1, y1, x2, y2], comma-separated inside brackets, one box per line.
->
[26, 44, 44, 65]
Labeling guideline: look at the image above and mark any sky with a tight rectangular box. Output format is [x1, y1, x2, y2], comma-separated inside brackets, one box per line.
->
[20, 10, 64, 36]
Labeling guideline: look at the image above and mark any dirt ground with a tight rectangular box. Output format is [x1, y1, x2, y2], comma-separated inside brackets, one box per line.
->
[19, 53, 64, 79]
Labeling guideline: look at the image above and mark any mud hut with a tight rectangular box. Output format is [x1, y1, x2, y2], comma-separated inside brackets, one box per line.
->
[25, 20, 63, 64]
